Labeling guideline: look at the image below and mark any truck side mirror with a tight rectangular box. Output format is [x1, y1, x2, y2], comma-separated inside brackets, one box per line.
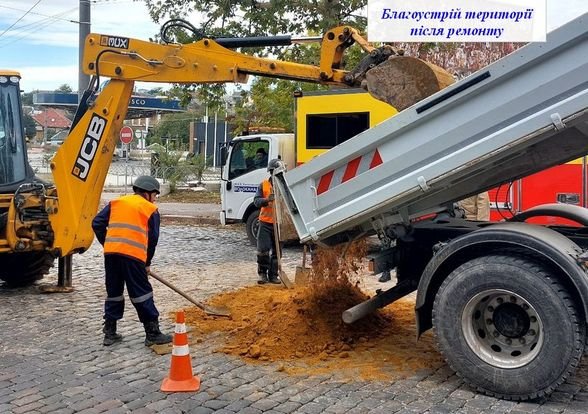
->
[220, 146, 227, 166]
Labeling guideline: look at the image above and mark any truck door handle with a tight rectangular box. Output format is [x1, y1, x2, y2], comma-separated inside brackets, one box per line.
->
[226, 181, 232, 191]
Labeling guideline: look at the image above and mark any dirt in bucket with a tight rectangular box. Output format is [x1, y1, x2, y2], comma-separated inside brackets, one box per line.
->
[183, 241, 445, 380]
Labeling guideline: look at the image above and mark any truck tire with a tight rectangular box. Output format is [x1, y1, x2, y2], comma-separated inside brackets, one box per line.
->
[0, 251, 55, 287]
[245, 209, 260, 246]
[432, 254, 585, 401]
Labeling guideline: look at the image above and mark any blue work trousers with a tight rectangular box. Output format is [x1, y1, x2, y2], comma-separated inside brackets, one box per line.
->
[103, 254, 159, 323]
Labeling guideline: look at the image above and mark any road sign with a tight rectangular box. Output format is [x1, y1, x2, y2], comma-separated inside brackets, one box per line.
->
[120, 126, 134, 144]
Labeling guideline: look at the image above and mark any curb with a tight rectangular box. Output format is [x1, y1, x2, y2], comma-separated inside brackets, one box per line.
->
[160, 215, 220, 226]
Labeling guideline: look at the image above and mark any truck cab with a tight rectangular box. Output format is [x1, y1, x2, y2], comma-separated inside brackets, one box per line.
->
[220, 133, 294, 244]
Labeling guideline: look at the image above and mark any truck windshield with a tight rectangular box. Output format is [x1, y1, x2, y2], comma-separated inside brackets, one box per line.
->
[228, 140, 269, 180]
[0, 82, 26, 186]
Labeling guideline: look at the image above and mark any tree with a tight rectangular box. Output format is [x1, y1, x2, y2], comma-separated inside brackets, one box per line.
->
[228, 77, 327, 135]
[149, 145, 208, 191]
[55, 84, 73, 93]
[148, 111, 197, 150]
[144, 0, 366, 37]
[22, 112, 37, 139]
[21, 91, 37, 106]
[143, 0, 368, 110]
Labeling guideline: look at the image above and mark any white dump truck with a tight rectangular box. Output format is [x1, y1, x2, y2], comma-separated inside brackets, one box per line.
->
[275, 14, 588, 400]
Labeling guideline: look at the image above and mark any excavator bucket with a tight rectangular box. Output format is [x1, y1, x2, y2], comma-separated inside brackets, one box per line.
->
[365, 56, 456, 111]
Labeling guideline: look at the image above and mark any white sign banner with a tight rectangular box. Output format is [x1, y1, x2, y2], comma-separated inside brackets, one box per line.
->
[368, 0, 546, 42]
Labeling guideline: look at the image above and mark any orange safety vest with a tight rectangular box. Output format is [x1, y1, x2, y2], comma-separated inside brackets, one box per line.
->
[104, 194, 158, 263]
[259, 180, 274, 224]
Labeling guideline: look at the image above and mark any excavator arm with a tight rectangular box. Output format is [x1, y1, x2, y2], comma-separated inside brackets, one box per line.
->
[48, 25, 453, 257]
[81, 26, 378, 87]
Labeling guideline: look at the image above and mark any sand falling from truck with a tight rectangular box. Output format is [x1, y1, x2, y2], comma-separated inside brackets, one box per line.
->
[182, 241, 444, 380]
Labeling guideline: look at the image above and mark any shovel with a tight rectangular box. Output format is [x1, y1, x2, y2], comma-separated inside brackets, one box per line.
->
[271, 176, 294, 289]
[148, 270, 231, 317]
[295, 245, 311, 285]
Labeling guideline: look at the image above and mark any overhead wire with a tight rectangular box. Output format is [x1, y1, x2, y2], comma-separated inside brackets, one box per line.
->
[0, 8, 76, 32]
[91, 0, 136, 4]
[0, 8, 77, 49]
[0, 0, 44, 39]
[0, 4, 80, 24]
[0, 0, 152, 47]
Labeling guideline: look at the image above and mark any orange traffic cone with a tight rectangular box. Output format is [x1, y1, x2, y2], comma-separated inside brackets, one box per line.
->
[160, 310, 201, 392]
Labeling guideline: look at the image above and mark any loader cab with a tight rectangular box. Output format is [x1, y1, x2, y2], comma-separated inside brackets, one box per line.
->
[0, 71, 33, 193]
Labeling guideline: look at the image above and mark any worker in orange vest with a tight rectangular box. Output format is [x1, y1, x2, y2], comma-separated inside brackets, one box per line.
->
[253, 159, 282, 285]
[92, 176, 172, 347]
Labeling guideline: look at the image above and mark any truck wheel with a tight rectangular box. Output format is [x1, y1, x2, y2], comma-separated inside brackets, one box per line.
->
[0, 252, 55, 287]
[432, 254, 585, 400]
[245, 210, 260, 246]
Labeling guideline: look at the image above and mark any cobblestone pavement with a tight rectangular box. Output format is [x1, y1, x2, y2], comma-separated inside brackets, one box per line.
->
[1, 224, 588, 414]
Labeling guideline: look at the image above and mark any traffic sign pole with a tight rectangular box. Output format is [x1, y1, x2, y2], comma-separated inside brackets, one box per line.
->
[119, 126, 134, 193]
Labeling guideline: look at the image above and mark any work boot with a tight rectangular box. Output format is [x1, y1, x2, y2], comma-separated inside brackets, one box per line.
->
[257, 273, 268, 285]
[144, 320, 172, 346]
[378, 271, 391, 283]
[103, 319, 123, 346]
[268, 275, 281, 284]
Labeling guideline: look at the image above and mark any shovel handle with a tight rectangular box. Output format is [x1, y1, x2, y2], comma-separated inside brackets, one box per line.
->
[149, 271, 206, 310]
[148, 270, 231, 317]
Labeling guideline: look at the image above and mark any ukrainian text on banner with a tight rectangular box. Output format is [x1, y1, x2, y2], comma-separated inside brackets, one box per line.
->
[368, 0, 546, 42]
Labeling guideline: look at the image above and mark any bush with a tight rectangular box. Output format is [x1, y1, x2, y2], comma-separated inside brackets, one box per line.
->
[150, 147, 209, 192]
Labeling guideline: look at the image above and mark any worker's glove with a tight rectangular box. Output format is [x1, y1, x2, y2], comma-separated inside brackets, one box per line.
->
[268, 194, 275, 202]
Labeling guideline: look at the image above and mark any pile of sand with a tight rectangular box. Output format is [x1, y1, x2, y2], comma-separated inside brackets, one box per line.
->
[183, 241, 444, 380]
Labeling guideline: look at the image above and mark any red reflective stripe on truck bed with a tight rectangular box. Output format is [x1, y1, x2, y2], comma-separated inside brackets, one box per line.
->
[342, 156, 361, 183]
[370, 149, 383, 168]
[316, 149, 383, 195]
[316, 170, 334, 195]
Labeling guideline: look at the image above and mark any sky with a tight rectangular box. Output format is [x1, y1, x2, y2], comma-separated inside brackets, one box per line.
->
[0, 0, 587, 93]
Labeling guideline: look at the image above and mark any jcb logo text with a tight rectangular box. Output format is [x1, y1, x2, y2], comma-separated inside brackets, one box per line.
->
[72, 114, 107, 181]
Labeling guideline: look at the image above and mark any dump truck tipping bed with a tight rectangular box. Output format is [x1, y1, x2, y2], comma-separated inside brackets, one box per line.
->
[277, 14, 588, 245]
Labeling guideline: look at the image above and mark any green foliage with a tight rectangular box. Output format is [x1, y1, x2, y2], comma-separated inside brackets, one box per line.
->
[143, 0, 369, 110]
[148, 111, 197, 150]
[150, 146, 183, 191]
[186, 153, 207, 184]
[150, 145, 209, 191]
[55, 84, 73, 93]
[22, 112, 37, 138]
[144, 0, 367, 36]
[145, 87, 166, 96]
[21, 91, 36, 106]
